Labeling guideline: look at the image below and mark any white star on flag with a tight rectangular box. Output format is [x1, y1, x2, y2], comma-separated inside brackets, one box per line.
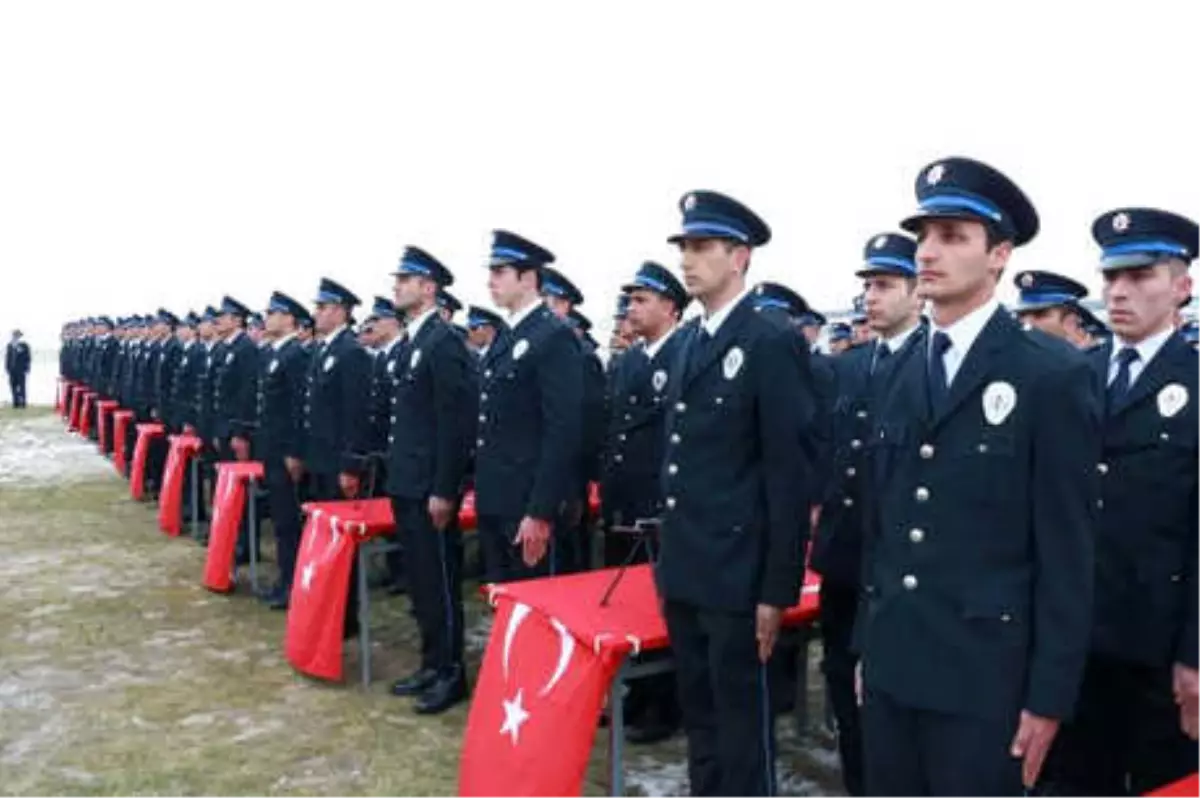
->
[300, 563, 315, 592]
[499, 689, 530, 746]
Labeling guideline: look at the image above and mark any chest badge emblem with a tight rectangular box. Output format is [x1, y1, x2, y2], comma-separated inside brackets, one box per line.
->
[723, 346, 744, 380]
[1158, 383, 1189, 418]
[982, 381, 1017, 425]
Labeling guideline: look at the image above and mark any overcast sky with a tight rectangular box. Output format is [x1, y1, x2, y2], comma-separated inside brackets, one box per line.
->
[2, 0, 1196, 349]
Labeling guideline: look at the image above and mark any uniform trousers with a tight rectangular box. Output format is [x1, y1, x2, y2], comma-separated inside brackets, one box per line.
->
[391, 497, 463, 675]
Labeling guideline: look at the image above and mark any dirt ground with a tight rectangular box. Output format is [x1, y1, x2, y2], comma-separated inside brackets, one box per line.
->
[0, 407, 843, 796]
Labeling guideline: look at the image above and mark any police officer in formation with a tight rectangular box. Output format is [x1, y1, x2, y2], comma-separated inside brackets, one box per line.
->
[5, 329, 31, 408]
[384, 246, 475, 713]
[474, 231, 582, 581]
[464, 305, 504, 361]
[1011, 269, 1095, 349]
[810, 232, 925, 796]
[654, 190, 816, 795]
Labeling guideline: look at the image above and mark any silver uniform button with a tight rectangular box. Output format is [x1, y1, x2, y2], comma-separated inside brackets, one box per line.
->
[629, 396, 637, 404]
[665, 497, 676, 510]
[618, 434, 627, 442]
[1097, 499, 1104, 510]
[902, 574, 918, 590]
[843, 497, 854, 507]
[614, 454, 623, 463]
[915, 486, 930, 502]
[668, 463, 678, 475]
[484, 370, 492, 379]
[1000, 613, 1012, 623]
[909, 528, 924, 543]
[478, 414, 486, 423]
[480, 392, 488, 403]
[670, 433, 681, 445]
[391, 396, 397, 405]
[675, 402, 686, 413]
[850, 439, 862, 450]
[388, 434, 394, 443]
[845, 466, 856, 478]
[390, 414, 396, 423]
[476, 438, 484, 448]
[856, 410, 867, 420]
[624, 413, 632, 421]
[919, 444, 934, 459]
[1160, 432, 1170, 441]
[1097, 462, 1108, 475]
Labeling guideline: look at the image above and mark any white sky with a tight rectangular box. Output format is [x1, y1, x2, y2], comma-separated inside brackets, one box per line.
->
[2, 0, 1197, 350]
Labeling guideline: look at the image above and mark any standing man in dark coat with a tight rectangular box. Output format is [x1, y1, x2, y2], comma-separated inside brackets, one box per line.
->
[252, 292, 311, 609]
[474, 230, 582, 582]
[384, 246, 474, 713]
[809, 232, 924, 796]
[1048, 208, 1199, 795]
[5, 330, 31, 409]
[655, 190, 815, 796]
[857, 157, 1100, 795]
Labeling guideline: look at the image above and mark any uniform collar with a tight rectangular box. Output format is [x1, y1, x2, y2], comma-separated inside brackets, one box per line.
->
[406, 306, 439, 343]
[881, 320, 920, 354]
[320, 324, 347, 344]
[271, 332, 298, 351]
[507, 298, 544, 331]
[930, 296, 1000, 357]
[702, 286, 751, 337]
[643, 324, 679, 360]
[1112, 324, 1175, 369]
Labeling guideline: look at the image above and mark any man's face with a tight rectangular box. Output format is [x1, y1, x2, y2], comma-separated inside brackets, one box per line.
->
[178, 326, 195, 343]
[679, 238, 744, 300]
[626, 288, 675, 337]
[830, 338, 851, 354]
[1102, 261, 1192, 342]
[852, 322, 872, 344]
[800, 324, 820, 345]
[916, 219, 1010, 305]
[467, 325, 494, 350]
[297, 326, 313, 343]
[215, 313, 236, 336]
[375, 317, 401, 342]
[487, 265, 525, 311]
[358, 325, 378, 348]
[1017, 306, 1072, 341]
[312, 302, 343, 335]
[543, 294, 571, 320]
[392, 274, 428, 314]
[198, 320, 214, 341]
[863, 274, 921, 336]
[264, 310, 289, 337]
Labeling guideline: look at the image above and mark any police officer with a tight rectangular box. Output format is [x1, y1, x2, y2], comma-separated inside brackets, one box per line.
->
[365, 295, 407, 594]
[465, 305, 505, 361]
[6, 330, 31, 409]
[384, 246, 474, 713]
[1047, 208, 1199, 795]
[851, 294, 873, 346]
[603, 259, 689, 744]
[540, 265, 604, 573]
[1011, 269, 1093, 347]
[857, 157, 1100, 795]
[808, 233, 924, 796]
[146, 309, 182, 492]
[188, 306, 223, 534]
[657, 190, 814, 796]
[609, 292, 636, 356]
[436, 288, 463, 325]
[1072, 303, 1109, 350]
[828, 322, 854, 355]
[797, 309, 826, 354]
[252, 292, 311, 609]
[210, 297, 259, 559]
[475, 230, 582, 582]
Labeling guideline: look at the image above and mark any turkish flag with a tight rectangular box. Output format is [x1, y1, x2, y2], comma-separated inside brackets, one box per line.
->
[68, 386, 83, 431]
[202, 464, 249, 592]
[113, 411, 134, 476]
[158, 434, 203, 537]
[284, 507, 357, 681]
[79, 392, 96, 438]
[129, 423, 164, 501]
[459, 596, 618, 796]
[1147, 773, 1200, 797]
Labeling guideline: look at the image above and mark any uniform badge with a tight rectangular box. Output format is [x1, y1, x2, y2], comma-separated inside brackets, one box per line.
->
[225, 352, 234, 365]
[652, 369, 668, 392]
[1112, 211, 1131, 233]
[268, 359, 279, 374]
[722, 346, 744, 380]
[683, 193, 697, 211]
[512, 339, 529, 361]
[1020, 272, 1034, 288]
[322, 355, 336, 372]
[1157, 383, 1188, 418]
[926, 163, 945, 185]
[410, 348, 422, 370]
[982, 381, 1017, 425]
[873, 235, 888, 250]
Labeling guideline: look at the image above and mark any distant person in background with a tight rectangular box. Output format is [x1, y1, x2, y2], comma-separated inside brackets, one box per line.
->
[6, 329, 31, 408]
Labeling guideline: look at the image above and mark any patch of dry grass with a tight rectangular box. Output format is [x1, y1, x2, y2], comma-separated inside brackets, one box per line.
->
[0, 413, 843, 796]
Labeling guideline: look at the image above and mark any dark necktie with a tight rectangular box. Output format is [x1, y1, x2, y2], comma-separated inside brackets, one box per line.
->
[686, 326, 712, 380]
[872, 341, 891, 374]
[927, 331, 952, 416]
[1107, 347, 1139, 413]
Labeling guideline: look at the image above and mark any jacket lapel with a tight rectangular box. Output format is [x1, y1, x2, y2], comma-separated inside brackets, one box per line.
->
[1114, 332, 1188, 418]
[682, 295, 755, 392]
[930, 307, 1012, 433]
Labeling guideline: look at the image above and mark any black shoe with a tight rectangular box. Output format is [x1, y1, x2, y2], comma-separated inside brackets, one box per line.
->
[415, 668, 467, 714]
[391, 667, 438, 697]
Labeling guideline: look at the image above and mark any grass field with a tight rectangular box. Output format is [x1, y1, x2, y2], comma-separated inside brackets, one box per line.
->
[0, 406, 843, 795]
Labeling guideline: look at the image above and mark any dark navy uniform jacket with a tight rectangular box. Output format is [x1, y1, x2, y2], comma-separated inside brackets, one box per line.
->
[253, 336, 310, 463]
[1088, 332, 1198, 670]
[859, 306, 1100, 722]
[474, 305, 582, 521]
[170, 342, 204, 430]
[212, 332, 258, 442]
[385, 315, 474, 501]
[601, 329, 688, 523]
[196, 341, 225, 443]
[579, 340, 607, 487]
[656, 295, 817, 612]
[812, 328, 925, 588]
[369, 341, 404, 458]
[6, 340, 31, 376]
[154, 338, 181, 423]
[302, 327, 372, 476]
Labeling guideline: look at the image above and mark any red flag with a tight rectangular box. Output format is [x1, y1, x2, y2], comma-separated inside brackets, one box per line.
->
[202, 465, 247, 592]
[56, 379, 68, 414]
[97, 400, 118, 455]
[113, 411, 134, 476]
[129, 423, 164, 501]
[459, 596, 618, 796]
[68, 387, 84, 431]
[158, 434, 203, 537]
[79, 392, 96, 438]
[1147, 773, 1200, 797]
[284, 507, 357, 681]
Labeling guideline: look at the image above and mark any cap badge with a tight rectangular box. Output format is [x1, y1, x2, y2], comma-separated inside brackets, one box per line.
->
[683, 193, 697, 212]
[926, 163, 946, 186]
[1020, 272, 1035, 288]
[873, 235, 888, 250]
[1113, 212, 1131, 233]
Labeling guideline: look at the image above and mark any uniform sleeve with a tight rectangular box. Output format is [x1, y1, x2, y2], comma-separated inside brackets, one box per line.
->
[527, 329, 583, 521]
[755, 327, 814, 608]
[339, 345, 372, 475]
[285, 347, 310, 461]
[1025, 357, 1100, 719]
[430, 335, 472, 500]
